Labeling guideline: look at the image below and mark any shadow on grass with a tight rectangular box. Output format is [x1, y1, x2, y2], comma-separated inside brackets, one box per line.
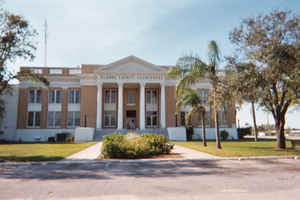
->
[0, 156, 65, 162]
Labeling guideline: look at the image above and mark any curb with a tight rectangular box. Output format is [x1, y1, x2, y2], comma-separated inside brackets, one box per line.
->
[0, 155, 299, 166]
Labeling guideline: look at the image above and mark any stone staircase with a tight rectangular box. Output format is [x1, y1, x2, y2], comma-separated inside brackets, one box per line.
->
[93, 128, 169, 141]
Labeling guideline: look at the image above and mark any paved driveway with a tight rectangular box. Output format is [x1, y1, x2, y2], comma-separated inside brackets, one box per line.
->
[1, 159, 300, 200]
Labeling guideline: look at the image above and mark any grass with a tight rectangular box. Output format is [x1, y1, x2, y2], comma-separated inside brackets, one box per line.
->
[172, 140, 300, 157]
[0, 142, 97, 162]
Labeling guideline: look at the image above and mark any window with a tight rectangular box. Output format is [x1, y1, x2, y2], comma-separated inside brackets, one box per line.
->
[146, 90, 157, 104]
[68, 89, 80, 104]
[49, 90, 62, 104]
[67, 111, 80, 128]
[47, 111, 61, 128]
[104, 89, 116, 104]
[180, 112, 186, 126]
[49, 69, 63, 74]
[27, 112, 41, 128]
[28, 89, 41, 104]
[128, 91, 135, 105]
[146, 111, 158, 128]
[198, 111, 211, 127]
[104, 111, 116, 128]
[198, 91, 209, 104]
[219, 111, 227, 126]
[33, 69, 42, 74]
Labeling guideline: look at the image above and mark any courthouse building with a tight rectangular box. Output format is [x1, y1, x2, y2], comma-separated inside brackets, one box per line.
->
[0, 56, 238, 141]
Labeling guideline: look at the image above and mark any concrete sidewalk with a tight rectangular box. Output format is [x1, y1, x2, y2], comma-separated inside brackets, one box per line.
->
[63, 142, 217, 161]
[63, 142, 102, 161]
[172, 144, 219, 159]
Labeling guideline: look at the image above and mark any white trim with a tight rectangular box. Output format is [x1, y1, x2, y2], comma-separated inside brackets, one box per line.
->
[48, 104, 62, 111]
[69, 69, 81, 75]
[140, 82, 145, 129]
[160, 83, 166, 128]
[96, 83, 102, 129]
[117, 83, 123, 129]
[28, 104, 42, 111]
[68, 104, 80, 111]
[49, 69, 63, 74]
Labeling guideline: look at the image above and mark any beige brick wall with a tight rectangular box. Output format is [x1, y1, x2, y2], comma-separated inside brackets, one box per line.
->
[80, 86, 97, 127]
[17, 88, 28, 129]
[165, 86, 177, 127]
[61, 89, 68, 128]
[41, 88, 48, 128]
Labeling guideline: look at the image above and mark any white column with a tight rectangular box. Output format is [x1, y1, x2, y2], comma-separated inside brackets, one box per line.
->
[140, 82, 145, 130]
[96, 83, 102, 129]
[160, 83, 166, 128]
[117, 83, 123, 129]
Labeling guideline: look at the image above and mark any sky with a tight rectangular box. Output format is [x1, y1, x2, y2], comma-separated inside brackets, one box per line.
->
[4, 0, 300, 128]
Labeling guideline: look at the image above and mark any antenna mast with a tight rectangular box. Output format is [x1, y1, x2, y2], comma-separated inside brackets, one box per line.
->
[44, 20, 48, 67]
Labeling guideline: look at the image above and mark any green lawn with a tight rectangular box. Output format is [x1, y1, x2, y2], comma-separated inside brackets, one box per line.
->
[0, 142, 97, 162]
[172, 140, 300, 157]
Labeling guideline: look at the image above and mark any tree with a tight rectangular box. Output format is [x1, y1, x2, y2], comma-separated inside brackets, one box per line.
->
[229, 10, 300, 149]
[225, 61, 262, 141]
[167, 40, 223, 149]
[0, 7, 48, 117]
[176, 88, 207, 147]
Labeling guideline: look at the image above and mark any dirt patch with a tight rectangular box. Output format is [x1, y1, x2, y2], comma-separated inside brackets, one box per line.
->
[98, 153, 183, 160]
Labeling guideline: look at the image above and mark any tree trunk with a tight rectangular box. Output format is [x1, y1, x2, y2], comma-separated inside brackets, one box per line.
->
[201, 110, 207, 147]
[213, 88, 221, 149]
[276, 116, 286, 149]
[251, 101, 258, 142]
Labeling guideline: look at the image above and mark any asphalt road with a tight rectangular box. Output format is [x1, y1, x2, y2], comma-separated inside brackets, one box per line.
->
[1, 159, 300, 200]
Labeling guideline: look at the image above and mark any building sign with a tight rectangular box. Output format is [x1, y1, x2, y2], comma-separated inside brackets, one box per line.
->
[99, 72, 165, 81]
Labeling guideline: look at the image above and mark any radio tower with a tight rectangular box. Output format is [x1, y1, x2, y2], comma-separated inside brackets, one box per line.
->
[44, 20, 48, 67]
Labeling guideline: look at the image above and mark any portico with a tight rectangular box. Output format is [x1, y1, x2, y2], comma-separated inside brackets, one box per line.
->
[94, 56, 167, 130]
[96, 81, 166, 130]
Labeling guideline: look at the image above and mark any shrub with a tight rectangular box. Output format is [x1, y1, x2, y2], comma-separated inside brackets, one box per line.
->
[56, 133, 74, 143]
[237, 127, 251, 139]
[186, 126, 194, 141]
[220, 130, 229, 141]
[101, 133, 173, 159]
[48, 137, 56, 143]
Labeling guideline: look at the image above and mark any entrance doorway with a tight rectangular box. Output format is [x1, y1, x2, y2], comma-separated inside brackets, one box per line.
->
[126, 110, 136, 129]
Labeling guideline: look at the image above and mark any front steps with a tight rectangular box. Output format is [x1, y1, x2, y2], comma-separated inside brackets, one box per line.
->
[94, 128, 168, 141]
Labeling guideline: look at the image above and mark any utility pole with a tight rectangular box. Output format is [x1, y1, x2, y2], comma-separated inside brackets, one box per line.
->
[44, 19, 48, 67]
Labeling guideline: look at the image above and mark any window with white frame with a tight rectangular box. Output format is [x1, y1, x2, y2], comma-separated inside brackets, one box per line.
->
[47, 111, 61, 128]
[104, 111, 116, 128]
[68, 89, 80, 104]
[219, 111, 227, 126]
[146, 111, 158, 128]
[28, 89, 41, 104]
[180, 112, 186, 126]
[104, 89, 116, 104]
[67, 111, 80, 128]
[198, 111, 211, 127]
[198, 91, 209, 104]
[48, 90, 62, 104]
[27, 111, 41, 128]
[33, 69, 43, 74]
[49, 69, 63, 74]
[146, 90, 157, 104]
[128, 91, 135, 105]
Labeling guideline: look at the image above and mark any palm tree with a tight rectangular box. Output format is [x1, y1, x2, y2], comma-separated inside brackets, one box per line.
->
[176, 89, 207, 146]
[207, 41, 222, 149]
[167, 40, 222, 149]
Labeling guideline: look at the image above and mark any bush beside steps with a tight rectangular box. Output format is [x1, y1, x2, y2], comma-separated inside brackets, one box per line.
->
[101, 133, 174, 159]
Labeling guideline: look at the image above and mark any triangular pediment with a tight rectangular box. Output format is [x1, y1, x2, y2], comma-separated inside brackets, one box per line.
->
[94, 55, 165, 73]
